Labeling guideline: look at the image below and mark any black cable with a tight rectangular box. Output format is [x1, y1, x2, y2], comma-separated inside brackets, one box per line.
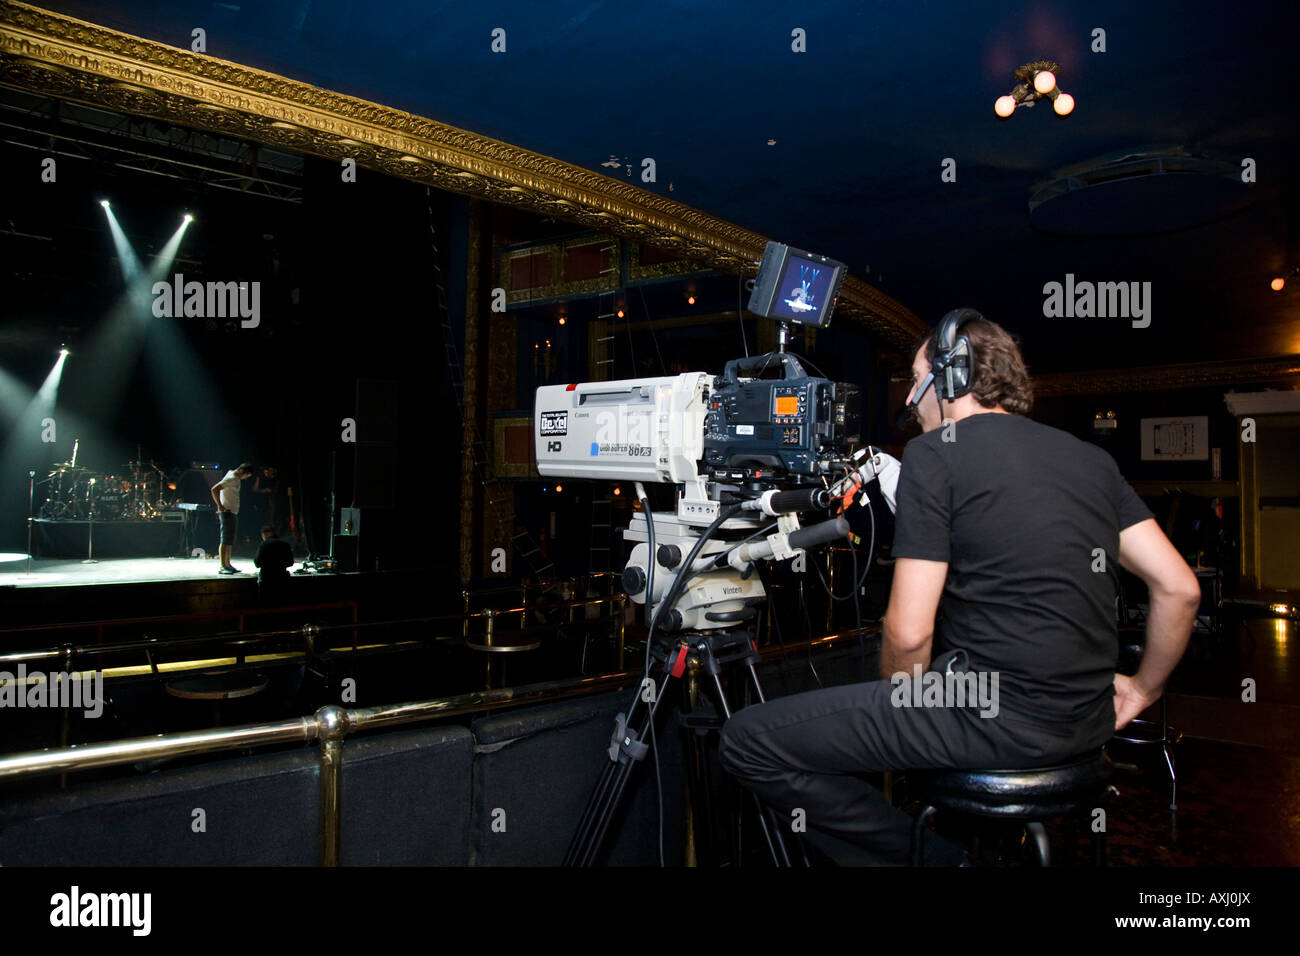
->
[812, 471, 877, 603]
[796, 577, 823, 688]
[738, 273, 750, 357]
[812, 547, 872, 601]
[852, 535, 865, 681]
[646, 502, 742, 646]
[756, 560, 800, 691]
[754, 349, 778, 379]
[637, 501, 741, 864]
[638, 489, 656, 632]
[636, 285, 669, 376]
[793, 350, 830, 380]
[714, 520, 777, 566]
[650, 662, 664, 866]
[633, 485, 666, 867]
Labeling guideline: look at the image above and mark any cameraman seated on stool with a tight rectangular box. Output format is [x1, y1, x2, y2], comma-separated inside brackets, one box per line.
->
[720, 311, 1200, 865]
[254, 525, 295, 602]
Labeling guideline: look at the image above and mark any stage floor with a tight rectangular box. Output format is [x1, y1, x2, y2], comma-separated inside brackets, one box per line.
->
[0, 555, 302, 588]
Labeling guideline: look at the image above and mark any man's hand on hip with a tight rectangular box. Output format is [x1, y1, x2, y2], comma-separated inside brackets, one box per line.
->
[1113, 673, 1160, 730]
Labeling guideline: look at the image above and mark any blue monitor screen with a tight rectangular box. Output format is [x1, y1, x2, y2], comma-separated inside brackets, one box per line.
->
[771, 253, 836, 324]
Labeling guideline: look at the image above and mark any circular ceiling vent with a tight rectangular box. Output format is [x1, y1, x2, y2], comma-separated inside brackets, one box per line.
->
[1028, 148, 1254, 236]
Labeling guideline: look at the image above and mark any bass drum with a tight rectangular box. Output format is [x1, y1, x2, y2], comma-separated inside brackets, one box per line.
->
[88, 476, 122, 519]
[94, 491, 125, 520]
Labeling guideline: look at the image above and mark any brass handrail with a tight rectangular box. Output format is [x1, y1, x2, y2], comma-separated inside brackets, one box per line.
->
[0, 627, 875, 865]
[0, 670, 640, 866]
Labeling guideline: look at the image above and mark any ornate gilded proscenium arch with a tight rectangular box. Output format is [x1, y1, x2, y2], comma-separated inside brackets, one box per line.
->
[0, 0, 926, 349]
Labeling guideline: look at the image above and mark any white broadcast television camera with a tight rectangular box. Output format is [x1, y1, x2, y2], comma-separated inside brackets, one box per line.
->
[534, 370, 900, 634]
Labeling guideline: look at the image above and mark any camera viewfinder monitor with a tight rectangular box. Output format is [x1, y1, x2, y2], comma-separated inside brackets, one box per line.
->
[747, 241, 847, 328]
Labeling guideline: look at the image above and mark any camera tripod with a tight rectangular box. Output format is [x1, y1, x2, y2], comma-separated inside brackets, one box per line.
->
[564, 625, 803, 867]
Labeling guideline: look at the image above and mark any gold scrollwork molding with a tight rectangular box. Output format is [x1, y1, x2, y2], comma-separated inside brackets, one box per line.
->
[0, 0, 925, 347]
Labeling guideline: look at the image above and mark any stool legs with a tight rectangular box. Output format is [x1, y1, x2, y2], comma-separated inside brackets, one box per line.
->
[911, 805, 937, 867]
[1025, 822, 1050, 866]
[911, 813, 1113, 867]
[1161, 695, 1177, 811]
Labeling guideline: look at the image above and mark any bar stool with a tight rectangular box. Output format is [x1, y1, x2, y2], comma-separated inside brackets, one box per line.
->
[465, 608, 542, 689]
[165, 669, 270, 727]
[910, 750, 1115, 866]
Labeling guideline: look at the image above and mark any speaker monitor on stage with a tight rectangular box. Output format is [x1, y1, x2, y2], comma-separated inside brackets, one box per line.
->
[333, 533, 359, 573]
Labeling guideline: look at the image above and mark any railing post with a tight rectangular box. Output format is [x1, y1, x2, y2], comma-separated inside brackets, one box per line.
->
[483, 609, 495, 689]
[301, 622, 319, 661]
[316, 705, 349, 867]
[58, 643, 74, 789]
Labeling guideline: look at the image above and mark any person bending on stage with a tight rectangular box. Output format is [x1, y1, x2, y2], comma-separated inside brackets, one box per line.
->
[211, 462, 254, 574]
[719, 313, 1200, 865]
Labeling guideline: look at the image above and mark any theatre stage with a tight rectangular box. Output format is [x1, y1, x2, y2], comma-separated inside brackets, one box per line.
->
[0, 555, 303, 589]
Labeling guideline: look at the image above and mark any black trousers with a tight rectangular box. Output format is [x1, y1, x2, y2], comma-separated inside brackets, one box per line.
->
[719, 664, 1114, 866]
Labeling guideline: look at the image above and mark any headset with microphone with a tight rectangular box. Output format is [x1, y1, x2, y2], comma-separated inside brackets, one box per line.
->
[897, 307, 982, 427]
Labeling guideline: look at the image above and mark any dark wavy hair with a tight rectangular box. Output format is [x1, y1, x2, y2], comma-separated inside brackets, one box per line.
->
[916, 317, 1034, 415]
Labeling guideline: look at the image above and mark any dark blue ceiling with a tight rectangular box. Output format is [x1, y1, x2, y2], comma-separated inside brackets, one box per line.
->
[32, 0, 1300, 371]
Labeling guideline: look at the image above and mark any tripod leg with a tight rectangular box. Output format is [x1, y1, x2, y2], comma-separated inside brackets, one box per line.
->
[565, 732, 630, 865]
[742, 651, 812, 865]
[564, 643, 686, 866]
[565, 693, 653, 866]
[698, 637, 797, 867]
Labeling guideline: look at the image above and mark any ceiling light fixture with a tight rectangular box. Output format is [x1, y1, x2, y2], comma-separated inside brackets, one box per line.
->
[1271, 266, 1300, 291]
[995, 60, 1074, 118]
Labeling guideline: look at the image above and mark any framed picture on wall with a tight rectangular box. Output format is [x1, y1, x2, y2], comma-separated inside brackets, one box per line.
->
[1140, 416, 1209, 461]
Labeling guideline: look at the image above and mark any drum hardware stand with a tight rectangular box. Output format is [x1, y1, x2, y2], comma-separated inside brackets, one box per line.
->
[328, 449, 337, 566]
[25, 471, 35, 575]
[82, 492, 97, 564]
[564, 626, 801, 868]
[82, 514, 97, 563]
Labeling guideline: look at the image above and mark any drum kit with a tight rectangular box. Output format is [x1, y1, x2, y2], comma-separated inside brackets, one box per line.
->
[39, 459, 178, 521]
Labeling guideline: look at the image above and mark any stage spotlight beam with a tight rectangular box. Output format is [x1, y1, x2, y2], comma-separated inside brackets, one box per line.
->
[148, 216, 193, 282]
[99, 200, 142, 282]
[32, 349, 69, 416]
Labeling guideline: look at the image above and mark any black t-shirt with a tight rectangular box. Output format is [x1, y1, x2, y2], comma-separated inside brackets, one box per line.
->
[254, 537, 295, 581]
[891, 413, 1152, 727]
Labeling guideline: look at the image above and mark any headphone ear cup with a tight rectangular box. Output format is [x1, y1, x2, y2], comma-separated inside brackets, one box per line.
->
[948, 337, 972, 398]
[932, 309, 982, 400]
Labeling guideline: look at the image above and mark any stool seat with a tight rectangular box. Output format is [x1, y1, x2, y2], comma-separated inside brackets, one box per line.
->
[914, 751, 1114, 820]
[165, 670, 269, 700]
